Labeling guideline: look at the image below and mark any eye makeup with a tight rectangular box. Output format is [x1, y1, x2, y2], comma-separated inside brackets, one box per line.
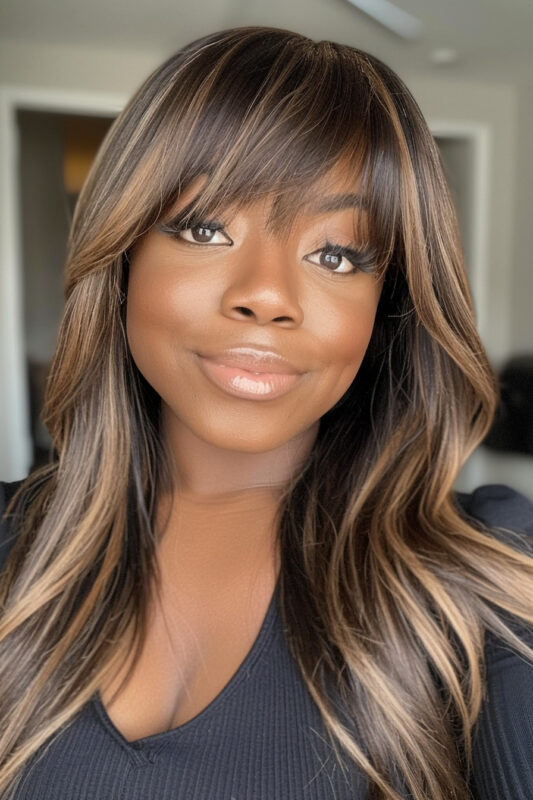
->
[156, 210, 377, 276]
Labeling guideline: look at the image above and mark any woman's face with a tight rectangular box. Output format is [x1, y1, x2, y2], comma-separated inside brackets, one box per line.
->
[126, 161, 383, 454]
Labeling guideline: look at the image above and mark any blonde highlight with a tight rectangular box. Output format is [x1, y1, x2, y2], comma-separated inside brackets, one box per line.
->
[1, 25, 532, 799]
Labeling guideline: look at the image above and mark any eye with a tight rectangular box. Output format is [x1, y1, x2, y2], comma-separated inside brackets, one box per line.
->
[157, 218, 233, 246]
[305, 242, 373, 275]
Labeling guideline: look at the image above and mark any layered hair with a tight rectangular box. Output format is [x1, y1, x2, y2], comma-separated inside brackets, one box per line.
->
[2, 25, 533, 800]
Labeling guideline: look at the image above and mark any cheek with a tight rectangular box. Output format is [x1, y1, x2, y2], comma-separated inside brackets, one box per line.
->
[313, 289, 380, 381]
[124, 262, 195, 391]
[291, 294, 378, 424]
[325, 310, 375, 362]
[126, 255, 206, 347]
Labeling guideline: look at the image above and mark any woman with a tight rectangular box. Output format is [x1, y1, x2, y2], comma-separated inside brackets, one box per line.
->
[1, 25, 533, 800]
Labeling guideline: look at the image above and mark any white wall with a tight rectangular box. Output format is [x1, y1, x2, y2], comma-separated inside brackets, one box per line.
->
[0, 40, 161, 94]
[407, 76, 518, 368]
[512, 83, 533, 356]
[408, 77, 533, 497]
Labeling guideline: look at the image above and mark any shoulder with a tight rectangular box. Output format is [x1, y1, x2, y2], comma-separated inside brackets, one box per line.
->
[0, 478, 27, 572]
[454, 485, 533, 798]
[454, 482, 533, 545]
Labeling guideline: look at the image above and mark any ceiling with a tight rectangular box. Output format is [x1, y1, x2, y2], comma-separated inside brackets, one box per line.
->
[0, 0, 532, 85]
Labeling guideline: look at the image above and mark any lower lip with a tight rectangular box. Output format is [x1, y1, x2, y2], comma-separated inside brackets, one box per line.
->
[195, 355, 302, 400]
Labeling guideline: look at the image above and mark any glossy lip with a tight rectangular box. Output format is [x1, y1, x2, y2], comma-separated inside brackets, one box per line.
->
[195, 346, 302, 375]
[194, 348, 304, 401]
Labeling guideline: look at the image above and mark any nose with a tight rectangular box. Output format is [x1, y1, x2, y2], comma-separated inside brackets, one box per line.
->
[220, 239, 304, 327]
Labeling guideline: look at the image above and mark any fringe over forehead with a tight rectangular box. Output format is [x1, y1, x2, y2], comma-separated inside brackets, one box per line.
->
[132, 26, 409, 274]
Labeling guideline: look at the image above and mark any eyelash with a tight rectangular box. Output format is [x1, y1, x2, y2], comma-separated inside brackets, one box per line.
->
[156, 217, 375, 275]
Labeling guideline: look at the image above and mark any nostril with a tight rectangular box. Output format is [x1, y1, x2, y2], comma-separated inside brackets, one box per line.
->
[236, 307, 254, 316]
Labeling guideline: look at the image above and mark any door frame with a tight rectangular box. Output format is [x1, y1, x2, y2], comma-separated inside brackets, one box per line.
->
[430, 120, 491, 344]
[0, 85, 125, 480]
[428, 120, 491, 493]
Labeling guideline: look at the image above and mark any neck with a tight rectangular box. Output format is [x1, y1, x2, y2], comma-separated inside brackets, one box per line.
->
[161, 404, 318, 501]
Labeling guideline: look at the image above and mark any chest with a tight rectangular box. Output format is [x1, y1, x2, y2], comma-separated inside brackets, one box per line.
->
[98, 489, 281, 742]
[98, 568, 278, 742]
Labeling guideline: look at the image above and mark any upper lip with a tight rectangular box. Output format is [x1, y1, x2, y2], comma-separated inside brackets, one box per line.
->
[197, 345, 302, 374]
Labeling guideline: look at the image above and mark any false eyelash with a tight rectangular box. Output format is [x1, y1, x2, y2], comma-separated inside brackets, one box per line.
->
[318, 241, 378, 274]
[156, 214, 225, 236]
[156, 217, 378, 275]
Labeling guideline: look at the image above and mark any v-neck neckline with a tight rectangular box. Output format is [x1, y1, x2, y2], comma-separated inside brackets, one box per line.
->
[91, 575, 281, 762]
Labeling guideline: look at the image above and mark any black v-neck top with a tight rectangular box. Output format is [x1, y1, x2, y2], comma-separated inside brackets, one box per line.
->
[1, 479, 533, 799]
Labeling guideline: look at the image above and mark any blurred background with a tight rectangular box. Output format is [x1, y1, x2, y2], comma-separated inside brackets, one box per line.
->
[0, 0, 532, 497]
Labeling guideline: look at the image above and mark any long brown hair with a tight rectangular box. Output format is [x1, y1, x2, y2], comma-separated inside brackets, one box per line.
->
[2, 25, 533, 800]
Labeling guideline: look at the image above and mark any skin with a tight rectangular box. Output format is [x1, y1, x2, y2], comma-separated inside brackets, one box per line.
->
[126, 159, 383, 502]
[101, 161, 384, 740]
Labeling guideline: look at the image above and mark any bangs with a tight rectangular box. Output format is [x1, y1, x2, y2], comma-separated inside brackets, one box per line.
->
[148, 30, 404, 275]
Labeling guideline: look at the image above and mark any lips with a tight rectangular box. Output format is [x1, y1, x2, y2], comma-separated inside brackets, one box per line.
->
[196, 346, 301, 375]
[193, 346, 304, 400]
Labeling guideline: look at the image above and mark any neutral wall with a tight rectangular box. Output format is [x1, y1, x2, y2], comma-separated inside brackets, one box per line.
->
[406, 76, 533, 497]
[407, 76, 518, 368]
[0, 39, 160, 94]
[512, 83, 533, 356]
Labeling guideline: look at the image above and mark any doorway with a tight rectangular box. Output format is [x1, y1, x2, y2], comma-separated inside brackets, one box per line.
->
[16, 109, 114, 470]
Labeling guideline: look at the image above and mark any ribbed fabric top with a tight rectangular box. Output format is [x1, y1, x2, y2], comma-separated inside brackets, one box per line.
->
[1, 480, 533, 799]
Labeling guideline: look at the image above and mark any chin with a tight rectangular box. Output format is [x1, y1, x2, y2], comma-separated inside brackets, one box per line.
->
[198, 427, 292, 454]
